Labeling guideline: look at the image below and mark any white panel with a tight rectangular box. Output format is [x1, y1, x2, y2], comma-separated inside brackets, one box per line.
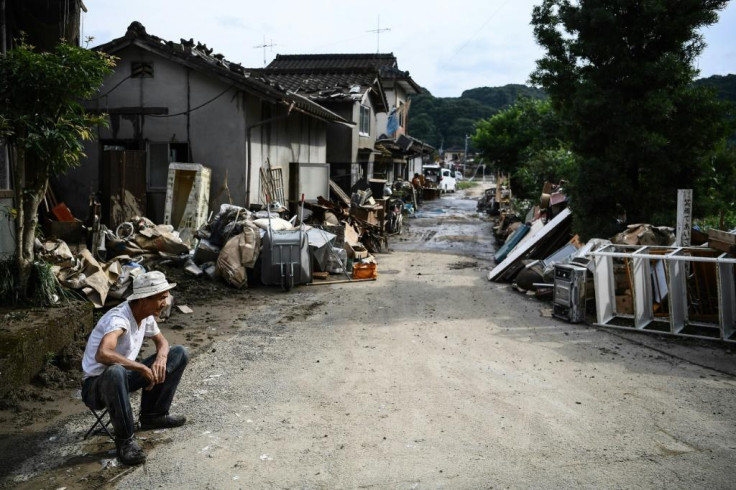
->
[632, 250, 653, 329]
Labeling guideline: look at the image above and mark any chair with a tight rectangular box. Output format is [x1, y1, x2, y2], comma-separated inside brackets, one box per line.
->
[83, 407, 115, 441]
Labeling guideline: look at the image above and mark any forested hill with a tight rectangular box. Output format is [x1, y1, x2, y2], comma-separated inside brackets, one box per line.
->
[408, 84, 546, 151]
[695, 74, 736, 103]
[409, 74, 735, 152]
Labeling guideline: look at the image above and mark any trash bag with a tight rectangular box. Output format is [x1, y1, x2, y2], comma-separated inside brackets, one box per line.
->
[215, 226, 261, 288]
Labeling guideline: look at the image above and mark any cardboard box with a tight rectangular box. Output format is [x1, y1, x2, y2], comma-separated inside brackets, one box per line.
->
[43, 218, 83, 244]
[616, 294, 633, 315]
[344, 242, 369, 260]
[350, 206, 379, 226]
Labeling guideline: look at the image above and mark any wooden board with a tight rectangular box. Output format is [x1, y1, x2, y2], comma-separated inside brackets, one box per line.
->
[330, 179, 351, 206]
[708, 229, 736, 245]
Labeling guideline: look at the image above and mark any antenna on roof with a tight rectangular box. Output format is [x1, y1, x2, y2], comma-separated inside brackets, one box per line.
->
[253, 35, 277, 67]
[366, 16, 390, 53]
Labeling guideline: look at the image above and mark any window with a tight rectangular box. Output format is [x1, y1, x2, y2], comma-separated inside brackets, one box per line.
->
[359, 105, 370, 136]
[131, 61, 154, 78]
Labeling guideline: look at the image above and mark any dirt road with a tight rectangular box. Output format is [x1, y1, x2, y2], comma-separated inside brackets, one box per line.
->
[5, 183, 736, 488]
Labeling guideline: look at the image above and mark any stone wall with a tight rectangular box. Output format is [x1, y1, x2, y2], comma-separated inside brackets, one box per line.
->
[0, 303, 94, 396]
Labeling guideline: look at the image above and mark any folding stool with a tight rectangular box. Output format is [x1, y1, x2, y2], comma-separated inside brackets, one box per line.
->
[83, 407, 115, 441]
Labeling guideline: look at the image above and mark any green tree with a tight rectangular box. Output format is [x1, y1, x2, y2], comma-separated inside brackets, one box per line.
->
[696, 143, 736, 229]
[0, 41, 114, 300]
[531, 0, 732, 239]
[473, 98, 569, 198]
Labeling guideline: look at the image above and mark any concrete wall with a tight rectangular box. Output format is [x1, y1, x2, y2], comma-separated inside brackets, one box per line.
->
[251, 108, 327, 207]
[56, 45, 329, 218]
[0, 302, 94, 396]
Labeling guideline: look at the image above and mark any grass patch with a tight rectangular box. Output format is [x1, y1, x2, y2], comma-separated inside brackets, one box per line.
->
[457, 181, 478, 190]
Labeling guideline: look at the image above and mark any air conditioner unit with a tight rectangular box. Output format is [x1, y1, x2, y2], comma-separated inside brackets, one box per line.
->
[553, 263, 588, 323]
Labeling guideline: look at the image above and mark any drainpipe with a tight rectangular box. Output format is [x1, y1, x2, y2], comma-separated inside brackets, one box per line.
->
[245, 111, 290, 206]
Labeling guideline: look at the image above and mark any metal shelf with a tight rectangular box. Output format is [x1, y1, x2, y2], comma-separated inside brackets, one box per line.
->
[588, 245, 736, 342]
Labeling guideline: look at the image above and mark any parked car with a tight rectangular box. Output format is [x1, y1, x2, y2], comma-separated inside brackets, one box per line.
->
[440, 168, 457, 193]
[455, 171, 464, 181]
[422, 164, 456, 193]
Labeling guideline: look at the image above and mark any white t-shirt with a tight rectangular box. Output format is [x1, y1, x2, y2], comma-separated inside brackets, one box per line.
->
[82, 301, 160, 379]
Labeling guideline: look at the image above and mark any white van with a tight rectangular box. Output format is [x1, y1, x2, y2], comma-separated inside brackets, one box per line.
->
[422, 165, 457, 193]
[439, 168, 457, 193]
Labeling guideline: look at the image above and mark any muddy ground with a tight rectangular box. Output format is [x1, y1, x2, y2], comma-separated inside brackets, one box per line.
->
[2, 182, 736, 488]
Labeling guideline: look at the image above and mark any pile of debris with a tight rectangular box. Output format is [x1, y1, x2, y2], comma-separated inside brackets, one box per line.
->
[488, 181, 579, 287]
[38, 180, 389, 308]
[485, 179, 736, 342]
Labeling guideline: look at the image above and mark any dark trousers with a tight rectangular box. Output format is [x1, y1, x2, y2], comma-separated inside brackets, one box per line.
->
[82, 345, 189, 439]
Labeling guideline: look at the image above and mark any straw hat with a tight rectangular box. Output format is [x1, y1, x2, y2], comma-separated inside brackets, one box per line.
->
[127, 271, 176, 301]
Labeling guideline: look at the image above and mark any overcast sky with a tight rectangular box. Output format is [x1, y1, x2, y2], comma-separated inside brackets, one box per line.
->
[82, 1, 736, 98]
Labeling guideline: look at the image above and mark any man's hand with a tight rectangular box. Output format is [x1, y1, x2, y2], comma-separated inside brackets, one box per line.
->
[151, 355, 167, 386]
[139, 364, 157, 391]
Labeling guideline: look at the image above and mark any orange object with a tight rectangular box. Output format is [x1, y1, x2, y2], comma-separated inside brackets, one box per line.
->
[352, 263, 377, 280]
[51, 203, 75, 222]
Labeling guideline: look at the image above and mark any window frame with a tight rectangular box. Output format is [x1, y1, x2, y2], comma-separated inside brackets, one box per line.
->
[359, 105, 371, 136]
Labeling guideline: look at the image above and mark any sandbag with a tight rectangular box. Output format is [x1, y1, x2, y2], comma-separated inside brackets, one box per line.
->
[215, 226, 261, 288]
[253, 217, 294, 231]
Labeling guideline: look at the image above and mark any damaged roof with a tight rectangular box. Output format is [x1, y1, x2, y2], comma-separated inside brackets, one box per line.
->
[261, 53, 426, 113]
[376, 133, 434, 156]
[93, 22, 348, 125]
[265, 53, 423, 96]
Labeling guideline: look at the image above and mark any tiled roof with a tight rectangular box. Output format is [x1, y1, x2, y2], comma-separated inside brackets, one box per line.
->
[264, 53, 421, 98]
[258, 71, 379, 102]
[267, 53, 399, 72]
[93, 22, 347, 125]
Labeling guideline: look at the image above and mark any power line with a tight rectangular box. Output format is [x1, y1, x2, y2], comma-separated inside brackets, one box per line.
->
[444, 0, 514, 66]
[149, 85, 234, 118]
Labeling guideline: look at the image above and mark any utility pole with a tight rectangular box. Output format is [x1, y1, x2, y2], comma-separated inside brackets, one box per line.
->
[253, 36, 277, 67]
[367, 16, 390, 53]
[463, 134, 470, 173]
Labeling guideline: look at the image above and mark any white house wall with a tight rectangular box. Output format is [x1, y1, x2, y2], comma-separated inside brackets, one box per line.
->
[58, 45, 329, 217]
[251, 111, 327, 206]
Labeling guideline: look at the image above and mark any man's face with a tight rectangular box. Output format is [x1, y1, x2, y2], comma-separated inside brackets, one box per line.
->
[141, 291, 170, 317]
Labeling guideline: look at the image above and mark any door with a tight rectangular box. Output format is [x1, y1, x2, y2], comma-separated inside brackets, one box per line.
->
[147, 142, 189, 224]
[101, 150, 147, 227]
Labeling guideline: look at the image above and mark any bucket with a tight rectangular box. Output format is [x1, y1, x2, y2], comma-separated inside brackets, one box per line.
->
[352, 263, 377, 279]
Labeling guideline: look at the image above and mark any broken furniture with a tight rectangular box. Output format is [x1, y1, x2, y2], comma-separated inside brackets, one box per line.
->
[163, 163, 211, 245]
[708, 229, 736, 254]
[588, 244, 736, 342]
[488, 208, 573, 282]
